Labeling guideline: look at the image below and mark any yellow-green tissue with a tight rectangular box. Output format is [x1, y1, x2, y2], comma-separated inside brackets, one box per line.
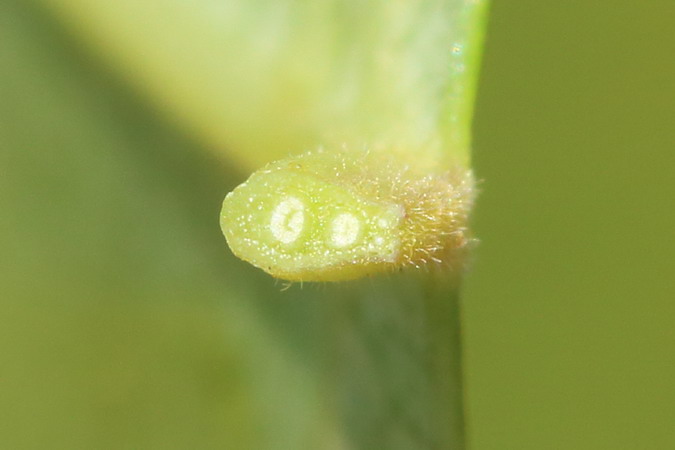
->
[220, 149, 474, 282]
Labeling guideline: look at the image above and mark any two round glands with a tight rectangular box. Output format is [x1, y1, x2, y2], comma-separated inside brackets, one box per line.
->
[221, 169, 403, 281]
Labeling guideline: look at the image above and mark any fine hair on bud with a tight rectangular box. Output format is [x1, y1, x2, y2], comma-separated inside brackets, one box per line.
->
[220, 147, 475, 282]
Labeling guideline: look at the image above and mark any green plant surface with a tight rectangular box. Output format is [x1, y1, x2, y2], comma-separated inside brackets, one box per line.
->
[1, 0, 488, 449]
[37, 0, 486, 170]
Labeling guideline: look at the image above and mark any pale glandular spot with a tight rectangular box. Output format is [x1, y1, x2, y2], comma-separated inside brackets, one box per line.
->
[330, 213, 360, 248]
[270, 196, 305, 244]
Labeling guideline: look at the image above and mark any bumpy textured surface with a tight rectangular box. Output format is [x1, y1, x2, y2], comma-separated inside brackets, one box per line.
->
[220, 149, 475, 281]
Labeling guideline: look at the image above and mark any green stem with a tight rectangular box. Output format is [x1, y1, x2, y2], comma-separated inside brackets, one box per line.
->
[319, 273, 465, 448]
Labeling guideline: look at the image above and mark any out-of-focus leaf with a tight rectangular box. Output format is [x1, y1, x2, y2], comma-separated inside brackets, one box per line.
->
[37, 0, 487, 170]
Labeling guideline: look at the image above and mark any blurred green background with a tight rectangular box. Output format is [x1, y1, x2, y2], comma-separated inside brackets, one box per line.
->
[1, 0, 674, 449]
[465, 1, 675, 448]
